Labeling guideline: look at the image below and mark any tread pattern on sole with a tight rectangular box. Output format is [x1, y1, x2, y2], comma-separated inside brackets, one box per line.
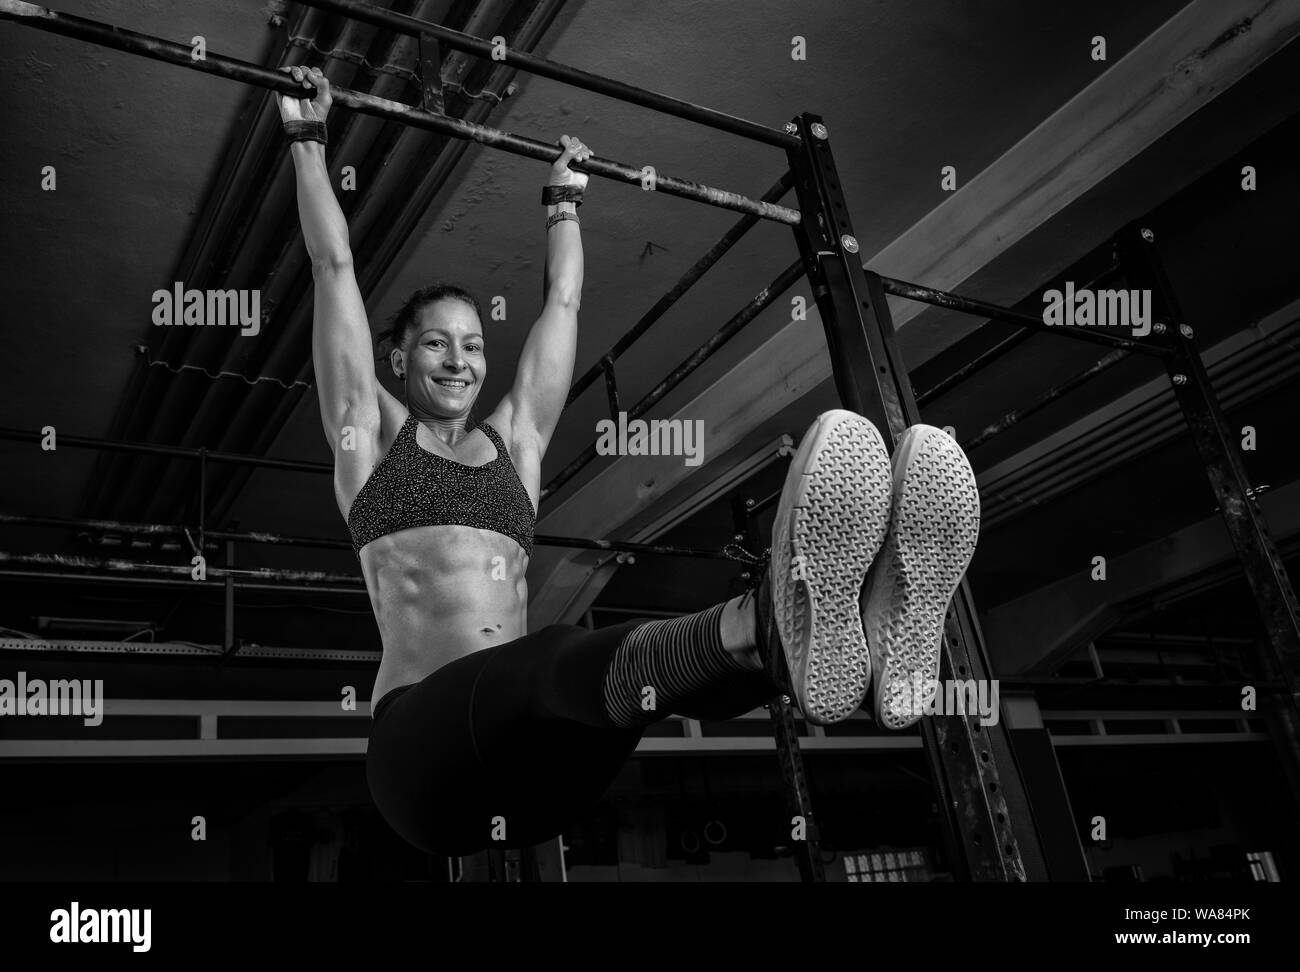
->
[772, 411, 893, 725]
[865, 428, 981, 730]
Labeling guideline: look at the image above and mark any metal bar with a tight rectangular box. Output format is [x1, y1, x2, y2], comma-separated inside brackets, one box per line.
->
[961, 348, 1132, 452]
[531, 533, 730, 559]
[205, 528, 339, 551]
[294, 0, 799, 150]
[565, 172, 795, 405]
[197, 447, 207, 553]
[0, 512, 740, 560]
[748, 486, 782, 518]
[601, 357, 621, 419]
[1001, 678, 1289, 691]
[917, 330, 1035, 407]
[640, 262, 804, 413]
[0, 512, 350, 550]
[541, 259, 805, 502]
[0, 512, 190, 541]
[787, 112, 1050, 881]
[0, 1, 800, 225]
[732, 494, 823, 883]
[0, 641, 381, 662]
[223, 540, 236, 656]
[1117, 222, 1300, 719]
[880, 276, 1166, 356]
[1048, 708, 1270, 721]
[0, 551, 365, 585]
[1107, 630, 1254, 646]
[0, 426, 331, 474]
[0, 568, 367, 596]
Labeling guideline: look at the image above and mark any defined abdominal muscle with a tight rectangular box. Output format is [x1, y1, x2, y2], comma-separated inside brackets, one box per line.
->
[360, 525, 528, 683]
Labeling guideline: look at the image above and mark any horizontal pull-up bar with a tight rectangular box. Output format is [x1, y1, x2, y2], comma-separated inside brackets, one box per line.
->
[879, 275, 1168, 356]
[296, 0, 801, 151]
[0, 0, 801, 225]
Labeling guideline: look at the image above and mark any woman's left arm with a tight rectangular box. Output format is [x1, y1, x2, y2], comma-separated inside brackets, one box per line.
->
[510, 135, 592, 459]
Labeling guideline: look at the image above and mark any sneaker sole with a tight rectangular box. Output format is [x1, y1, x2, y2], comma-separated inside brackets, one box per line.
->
[865, 426, 980, 730]
[772, 410, 893, 725]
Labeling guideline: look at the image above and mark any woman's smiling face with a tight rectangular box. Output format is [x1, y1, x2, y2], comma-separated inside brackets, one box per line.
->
[398, 297, 485, 415]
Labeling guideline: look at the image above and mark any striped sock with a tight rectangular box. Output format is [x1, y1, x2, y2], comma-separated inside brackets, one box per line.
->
[600, 603, 754, 729]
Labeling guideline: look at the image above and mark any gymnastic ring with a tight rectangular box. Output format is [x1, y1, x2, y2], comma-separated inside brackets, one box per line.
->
[704, 819, 727, 846]
[680, 830, 701, 854]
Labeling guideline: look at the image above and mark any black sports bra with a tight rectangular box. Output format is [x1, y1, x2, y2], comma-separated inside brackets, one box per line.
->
[346, 414, 536, 556]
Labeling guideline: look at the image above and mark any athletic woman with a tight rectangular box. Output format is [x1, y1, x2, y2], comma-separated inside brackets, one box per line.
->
[280, 66, 982, 857]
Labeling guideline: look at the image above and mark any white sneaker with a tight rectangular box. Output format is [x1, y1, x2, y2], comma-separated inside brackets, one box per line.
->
[862, 425, 981, 730]
[770, 410, 893, 725]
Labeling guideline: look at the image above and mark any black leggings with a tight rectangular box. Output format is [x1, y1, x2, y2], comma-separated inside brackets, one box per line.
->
[365, 618, 776, 857]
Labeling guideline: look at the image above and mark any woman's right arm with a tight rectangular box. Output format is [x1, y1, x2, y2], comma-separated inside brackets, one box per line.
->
[280, 67, 385, 457]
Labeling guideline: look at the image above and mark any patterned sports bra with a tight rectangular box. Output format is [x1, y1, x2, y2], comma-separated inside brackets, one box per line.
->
[345, 414, 536, 556]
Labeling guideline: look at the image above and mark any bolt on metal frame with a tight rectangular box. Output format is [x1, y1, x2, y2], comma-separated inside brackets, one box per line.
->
[5, 0, 1296, 880]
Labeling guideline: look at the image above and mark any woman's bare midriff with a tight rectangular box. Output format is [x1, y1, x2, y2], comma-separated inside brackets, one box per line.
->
[360, 522, 529, 707]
